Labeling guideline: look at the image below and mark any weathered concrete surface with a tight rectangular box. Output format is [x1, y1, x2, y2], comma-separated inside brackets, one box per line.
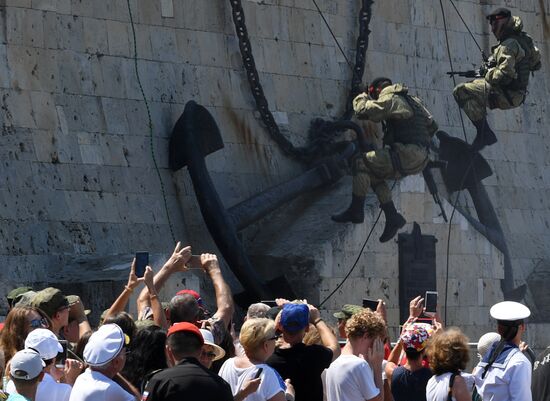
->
[0, 0, 549, 349]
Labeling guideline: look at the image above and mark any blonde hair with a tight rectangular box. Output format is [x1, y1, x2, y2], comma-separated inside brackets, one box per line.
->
[239, 318, 276, 355]
[345, 309, 386, 339]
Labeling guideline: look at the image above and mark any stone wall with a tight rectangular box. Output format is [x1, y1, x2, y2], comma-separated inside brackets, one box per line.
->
[0, 0, 549, 347]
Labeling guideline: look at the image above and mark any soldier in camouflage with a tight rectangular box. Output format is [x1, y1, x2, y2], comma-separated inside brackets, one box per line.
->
[332, 77, 438, 243]
[453, 8, 541, 151]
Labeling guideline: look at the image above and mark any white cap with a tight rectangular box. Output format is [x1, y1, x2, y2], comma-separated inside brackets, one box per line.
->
[477, 332, 501, 359]
[199, 329, 225, 361]
[24, 328, 63, 360]
[490, 301, 531, 322]
[10, 349, 45, 380]
[84, 324, 127, 367]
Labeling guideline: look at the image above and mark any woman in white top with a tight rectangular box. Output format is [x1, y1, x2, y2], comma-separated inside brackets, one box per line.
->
[219, 318, 294, 401]
[425, 328, 472, 401]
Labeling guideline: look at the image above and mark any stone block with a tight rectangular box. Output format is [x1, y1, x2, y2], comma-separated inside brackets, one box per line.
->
[57, 14, 85, 52]
[137, 0, 162, 26]
[97, 56, 127, 98]
[175, 28, 202, 65]
[101, 97, 129, 134]
[194, 30, 228, 67]
[149, 26, 179, 63]
[32, 0, 58, 11]
[2, 89, 36, 129]
[6, 45, 38, 91]
[196, 66, 231, 107]
[161, 0, 174, 18]
[106, 20, 132, 58]
[30, 91, 56, 130]
[6, 7, 44, 48]
[119, 57, 142, 101]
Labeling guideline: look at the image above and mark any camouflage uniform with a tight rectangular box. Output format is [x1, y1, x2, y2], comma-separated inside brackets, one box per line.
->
[453, 16, 541, 122]
[352, 84, 437, 204]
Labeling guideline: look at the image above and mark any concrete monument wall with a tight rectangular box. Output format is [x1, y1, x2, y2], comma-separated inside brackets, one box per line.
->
[0, 0, 549, 347]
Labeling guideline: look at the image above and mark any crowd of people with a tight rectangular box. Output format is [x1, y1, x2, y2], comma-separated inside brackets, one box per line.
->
[0, 241, 548, 401]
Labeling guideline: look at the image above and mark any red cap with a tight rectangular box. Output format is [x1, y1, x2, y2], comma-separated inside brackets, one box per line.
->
[175, 289, 203, 306]
[167, 322, 204, 344]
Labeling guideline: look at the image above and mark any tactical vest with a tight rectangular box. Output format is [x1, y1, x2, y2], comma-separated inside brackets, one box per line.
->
[502, 32, 540, 91]
[383, 94, 432, 147]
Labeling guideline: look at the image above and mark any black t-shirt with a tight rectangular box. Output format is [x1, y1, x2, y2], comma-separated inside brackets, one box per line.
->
[532, 346, 550, 401]
[390, 366, 432, 401]
[267, 343, 333, 401]
[144, 357, 233, 401]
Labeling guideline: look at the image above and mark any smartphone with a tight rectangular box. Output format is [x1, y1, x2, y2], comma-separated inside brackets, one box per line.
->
[135, 251, 149, 278]
[260, 300, 278, 306]
[424, 291, 438, 316]
[186, 255, 202, 269]
[362, 298, 379, 311]
[253, 367, 263, 379]
[55, 340, 68, 368]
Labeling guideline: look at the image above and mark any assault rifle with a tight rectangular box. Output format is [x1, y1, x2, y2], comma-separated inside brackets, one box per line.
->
[446, 69, 481, 78]
[446, 57, 497, 79]
[422, 161, 448, 222]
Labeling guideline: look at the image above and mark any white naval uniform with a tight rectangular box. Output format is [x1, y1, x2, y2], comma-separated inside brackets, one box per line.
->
[474, 346, 532, 401]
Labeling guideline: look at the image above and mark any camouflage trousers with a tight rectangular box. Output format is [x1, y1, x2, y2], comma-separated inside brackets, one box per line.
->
[352, 143, 429, 204]
[453, 79, 525, 122]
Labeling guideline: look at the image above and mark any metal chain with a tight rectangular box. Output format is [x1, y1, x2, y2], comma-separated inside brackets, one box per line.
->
[342, 0, 374, 120]
[228, 0, 374, 162]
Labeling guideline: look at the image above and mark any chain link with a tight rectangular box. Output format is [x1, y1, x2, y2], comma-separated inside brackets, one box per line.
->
[228, 0, 374, 162]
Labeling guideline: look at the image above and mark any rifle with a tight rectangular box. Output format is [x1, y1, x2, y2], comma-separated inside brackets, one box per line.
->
[446, 70, 481, 78]
[446, 57, 497, 79]
[422, 161, 448, 222]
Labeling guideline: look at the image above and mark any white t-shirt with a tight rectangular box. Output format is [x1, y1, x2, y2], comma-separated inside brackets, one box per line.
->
[218, 358, 285, 401]
[6, 373, 71, 401]
[68, 369, 134, 401]
[325, 354, 380, 401]
[426, 372, 475, 401]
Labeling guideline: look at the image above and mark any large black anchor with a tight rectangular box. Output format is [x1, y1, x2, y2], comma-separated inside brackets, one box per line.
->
[436, 131, 526, 300]
[169, 101, 357, 305]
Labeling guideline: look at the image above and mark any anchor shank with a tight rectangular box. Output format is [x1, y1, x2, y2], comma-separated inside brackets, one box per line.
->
[228, 166, 329, 231]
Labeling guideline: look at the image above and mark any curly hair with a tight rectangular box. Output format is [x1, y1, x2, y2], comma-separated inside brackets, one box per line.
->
[345, 309, 386, 340]
[239, 318, 276, 356]
[426, 328, 469, 375]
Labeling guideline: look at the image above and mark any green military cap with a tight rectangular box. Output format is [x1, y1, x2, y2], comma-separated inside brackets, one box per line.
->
[7, 287, 33, 306]
[15, 291, 38, 307]
[333, 304, 364, 320]
[66, 295, 91, 315]
[31, 287, 69, 318]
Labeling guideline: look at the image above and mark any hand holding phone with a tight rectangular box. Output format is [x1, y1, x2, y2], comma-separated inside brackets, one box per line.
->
[55, 340, 68, 369]
[362, 298, 379, 311]
[424, 291, 438, 317]
[135, 252, 149, 278]
[186, 255, 203, 269]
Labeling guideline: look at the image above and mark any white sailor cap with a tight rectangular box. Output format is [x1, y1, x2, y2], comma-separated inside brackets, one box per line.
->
[490, 301, 530, 324]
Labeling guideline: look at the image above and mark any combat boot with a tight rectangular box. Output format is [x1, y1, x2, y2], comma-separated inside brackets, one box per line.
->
[379, 201, 406, 242]
[471, 118, 497, 151]
[331, 195, 365, 224]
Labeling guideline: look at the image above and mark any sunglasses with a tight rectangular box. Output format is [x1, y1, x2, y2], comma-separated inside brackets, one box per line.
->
[488, 15, 507, 23]
[201, 351, 217, 359]
[267, 334, 280, 341]
[29, 318, 49, 328]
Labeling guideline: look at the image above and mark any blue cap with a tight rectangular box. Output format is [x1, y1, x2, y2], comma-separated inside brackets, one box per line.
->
[280, 304, 309, 332]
